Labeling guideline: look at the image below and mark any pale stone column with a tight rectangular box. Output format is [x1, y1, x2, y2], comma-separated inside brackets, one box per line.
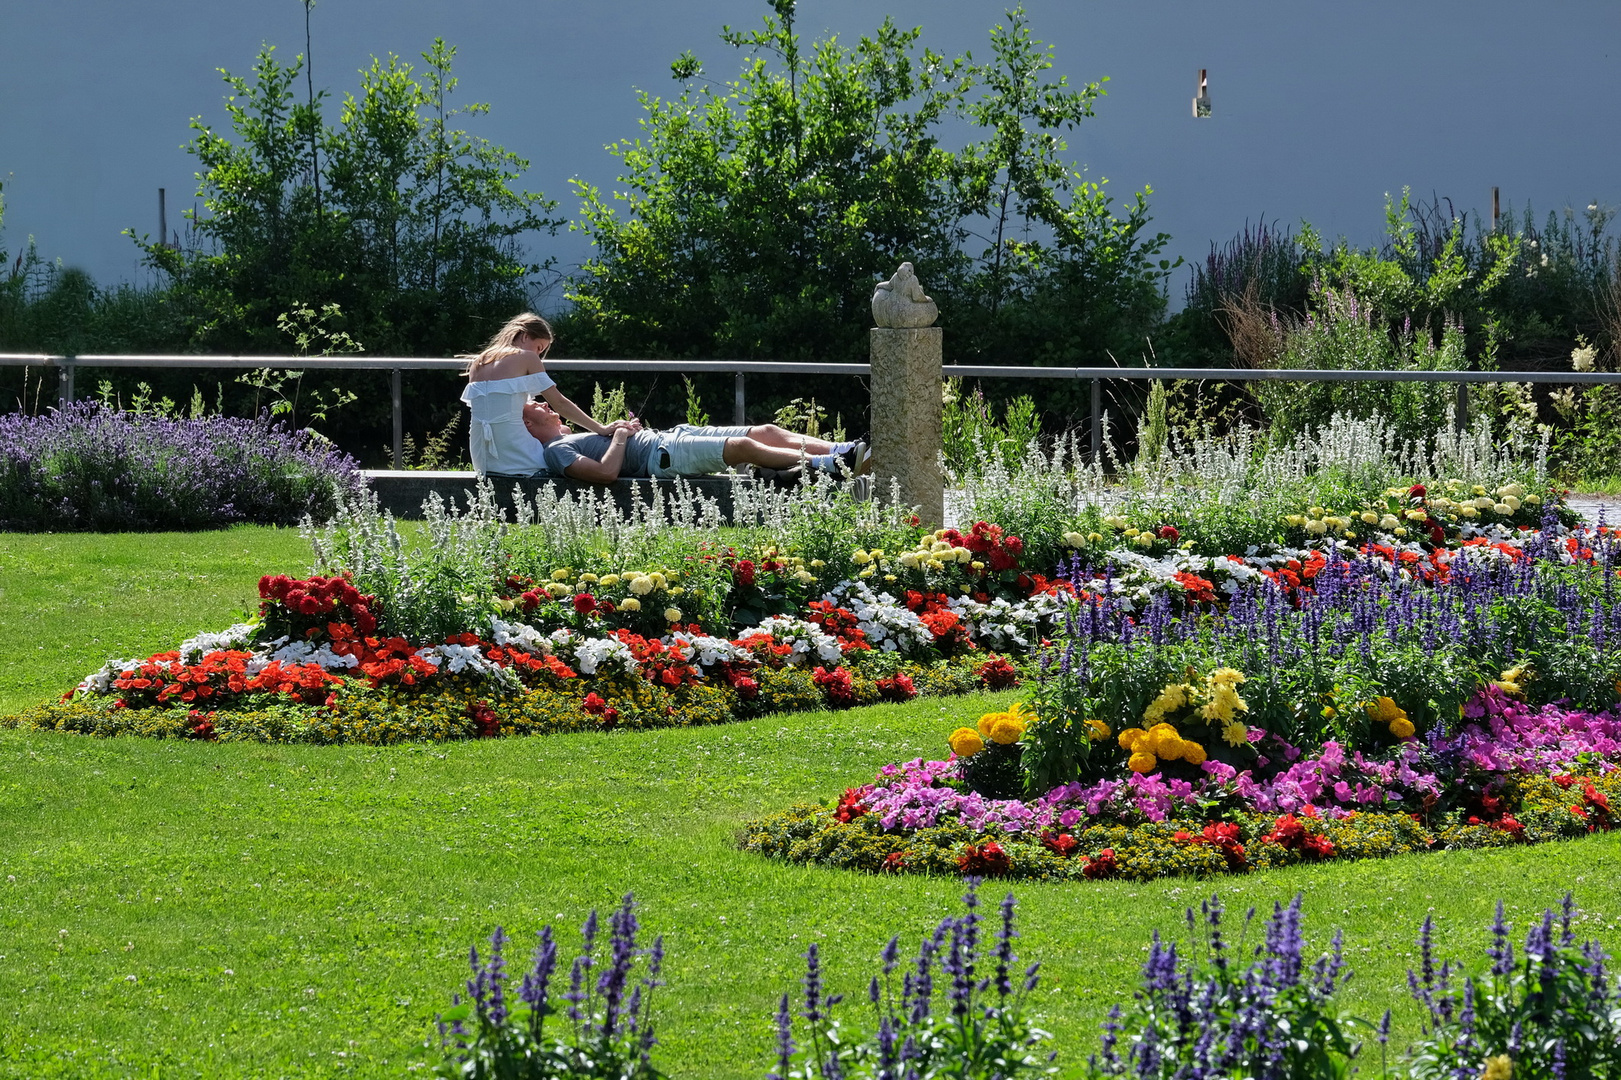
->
[869, 262, 944, 525]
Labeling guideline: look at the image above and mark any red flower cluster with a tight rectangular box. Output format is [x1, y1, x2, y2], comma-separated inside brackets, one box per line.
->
[1173, 822, 1248, 870]
[1040, 829, 1079, 857]
[1172, 571, 1216, 605]
[1260, 813, 1335, 859]
[976, 656, 1019, 690]
[834, 787, 868, 823]
[1081, 847, 1118, 879]
[611, 630, 702, 687]
[185, 709, 217, 740]
[806, 601, 871, 652]
[466, 700, 500, 738]
[874, 671, 917, 702]
[1569, 781, 1612, 832]
[734, 632, 796, 669]
[732, 558, 756, 588]
[918, 608, 971, 653]
[958, 840, 1012, 876]
[111, 650, 344, 708]
[582, 691, 620, 727]
[939, 521, 1026, 574]
[812, 665, 857, 708]
[259, 574, 377, 635]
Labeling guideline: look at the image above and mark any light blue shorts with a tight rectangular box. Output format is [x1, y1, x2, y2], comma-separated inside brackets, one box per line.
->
[649, 423, 754, 478]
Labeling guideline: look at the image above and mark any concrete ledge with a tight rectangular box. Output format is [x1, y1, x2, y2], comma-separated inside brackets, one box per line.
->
[361, 470, 750, 521]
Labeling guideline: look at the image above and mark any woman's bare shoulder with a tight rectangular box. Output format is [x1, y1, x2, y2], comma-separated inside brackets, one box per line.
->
[469, 348, 540, 382]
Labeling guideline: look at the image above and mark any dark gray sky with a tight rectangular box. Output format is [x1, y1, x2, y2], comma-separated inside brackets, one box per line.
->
[3, 0, 1617, 305]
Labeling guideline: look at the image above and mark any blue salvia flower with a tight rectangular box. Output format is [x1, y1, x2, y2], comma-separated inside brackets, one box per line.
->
[598, 894, 639, 1036]
[485, 926, 509, 1028]
[994, 892, 1018, 997]
[1487, 900, 1514, 977]
[768, 993, 795, 1080]
[803, 943, 826, 1024]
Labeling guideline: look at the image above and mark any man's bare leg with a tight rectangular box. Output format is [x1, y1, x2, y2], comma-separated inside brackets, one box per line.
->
[743, 424, 837, 455]
[722, 437, 812, 470]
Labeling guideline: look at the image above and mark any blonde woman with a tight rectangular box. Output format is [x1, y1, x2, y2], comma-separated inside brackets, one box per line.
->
[458, 313, 637, 476]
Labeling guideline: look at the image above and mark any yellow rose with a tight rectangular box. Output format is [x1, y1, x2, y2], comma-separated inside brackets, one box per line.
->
[1128, 751, 1159, 774]
[948, 728, 985, 758]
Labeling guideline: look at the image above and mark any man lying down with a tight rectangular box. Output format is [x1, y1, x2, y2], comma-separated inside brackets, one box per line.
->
[520, 400, 869, 484]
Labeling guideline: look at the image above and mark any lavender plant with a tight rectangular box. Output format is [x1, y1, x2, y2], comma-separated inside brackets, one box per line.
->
[433, 894, 666, 1080]
[0, 401, 362, 530]
[769, 880, 1054, 1080]
[1086, 894, 1360, 1080]
[1403, 896, 1621, 1079]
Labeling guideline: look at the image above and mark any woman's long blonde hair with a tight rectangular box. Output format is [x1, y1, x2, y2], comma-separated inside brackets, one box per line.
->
[459, 312, 554, 375]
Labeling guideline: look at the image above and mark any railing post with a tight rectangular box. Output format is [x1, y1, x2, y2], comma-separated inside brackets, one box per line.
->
[733, 371, 746, 425]
[1454, 382, 1468, 433]
[58, 356, 75, 409]
[1090, 377, 1102, 462]
[391, 368, 403, 469]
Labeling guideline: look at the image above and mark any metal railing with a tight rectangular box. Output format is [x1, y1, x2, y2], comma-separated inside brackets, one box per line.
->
[4, 352, 1620, 468]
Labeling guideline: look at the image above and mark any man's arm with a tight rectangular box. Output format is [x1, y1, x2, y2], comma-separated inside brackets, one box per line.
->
[562, 429, 631, 484]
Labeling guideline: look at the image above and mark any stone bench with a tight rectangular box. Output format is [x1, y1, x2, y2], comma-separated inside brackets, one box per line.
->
[360, 470, 761, 521]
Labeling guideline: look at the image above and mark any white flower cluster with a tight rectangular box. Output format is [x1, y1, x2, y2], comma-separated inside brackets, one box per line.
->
[268, 637, 360, 672]
[944, 591, 1068, 651]
[175, 623, 260, 663]
[821, 581, 934, 656]
[416, 642, 518, 688]
[74, 657, 147, 696]
[489, 617, 552, 655]
[665, 633, 755, 669]
[747, 615, 844, 666]
[571, 636, 640, 677]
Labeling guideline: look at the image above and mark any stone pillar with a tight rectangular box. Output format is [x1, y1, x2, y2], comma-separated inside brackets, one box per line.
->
[869, 262, 944, 525]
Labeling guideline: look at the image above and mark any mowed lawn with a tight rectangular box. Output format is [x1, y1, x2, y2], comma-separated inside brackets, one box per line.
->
[1, 529, 1620, 1079]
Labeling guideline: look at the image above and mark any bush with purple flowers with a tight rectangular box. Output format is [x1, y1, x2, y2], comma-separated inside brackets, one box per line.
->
[1403, 895, 1621, 1080]
[432, 894, 666, 1079]
[767, 880, 1055, 1080]
[0, 402, 363, 531]
[1086, 894, 1360, 1080]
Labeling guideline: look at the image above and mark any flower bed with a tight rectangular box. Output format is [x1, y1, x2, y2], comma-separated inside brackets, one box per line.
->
[743, 515, 1621, 881]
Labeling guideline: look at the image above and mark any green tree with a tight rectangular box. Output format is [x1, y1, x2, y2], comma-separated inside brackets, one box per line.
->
[565, 1, 1175, 397]
[134, 38, 561, 357]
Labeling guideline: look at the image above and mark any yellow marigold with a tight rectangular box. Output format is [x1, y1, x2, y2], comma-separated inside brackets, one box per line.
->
[619, 597, 642, 612]
[1365, 696, 1405, 725]
[663, 608, 683, 623]
[1221, 721, 1250, 747]
[1390, 718, 1416, 739]
[990, 717, 1025, 745]
[628, 576, 655, 596]
[948, 727, 985, 758]
[599, 574, 621, 586]
[1128, 751, 1159, 774]
[1150, 726, 1184, 759]
[1086, 718, 1112, 742]
[1481, 1055, 1513, 1080]
[1210, 667, 1246, 686]
[1181, 740, 1207, 765]
[978, 712, 1006, 738]
[1118, 727, 1147, 751]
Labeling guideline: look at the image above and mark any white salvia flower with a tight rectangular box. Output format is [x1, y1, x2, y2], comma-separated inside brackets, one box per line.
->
[175, 623, 260, 663]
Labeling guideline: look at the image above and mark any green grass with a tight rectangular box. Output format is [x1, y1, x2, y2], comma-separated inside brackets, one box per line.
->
[0, 528, 313, 714]
[2, 528, 1621, 1078]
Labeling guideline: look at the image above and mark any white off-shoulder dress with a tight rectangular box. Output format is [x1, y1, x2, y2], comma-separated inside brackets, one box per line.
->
[459, 372, 557, 476]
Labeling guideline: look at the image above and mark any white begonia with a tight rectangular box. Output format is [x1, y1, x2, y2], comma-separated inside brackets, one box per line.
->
[664, 633, 755, 669]
[415, 643, 517, 688]
[572, 637, 639, 677]
[820, 581, 935, 656]
[175, 623, 260, 663]
[750, 615, 844, 664]
[269, 638, 360, 672]
[489, 617, 551, 655]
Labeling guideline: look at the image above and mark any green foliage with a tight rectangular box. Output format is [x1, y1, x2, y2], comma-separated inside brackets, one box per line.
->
[134, 38, 561, 357]
[566, 2, 1171, 384]
[942, 379, 1041, 480]
[682, 376, 710, 427]
[590, 381, 630, 425]
[770, 397, 841, 441]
